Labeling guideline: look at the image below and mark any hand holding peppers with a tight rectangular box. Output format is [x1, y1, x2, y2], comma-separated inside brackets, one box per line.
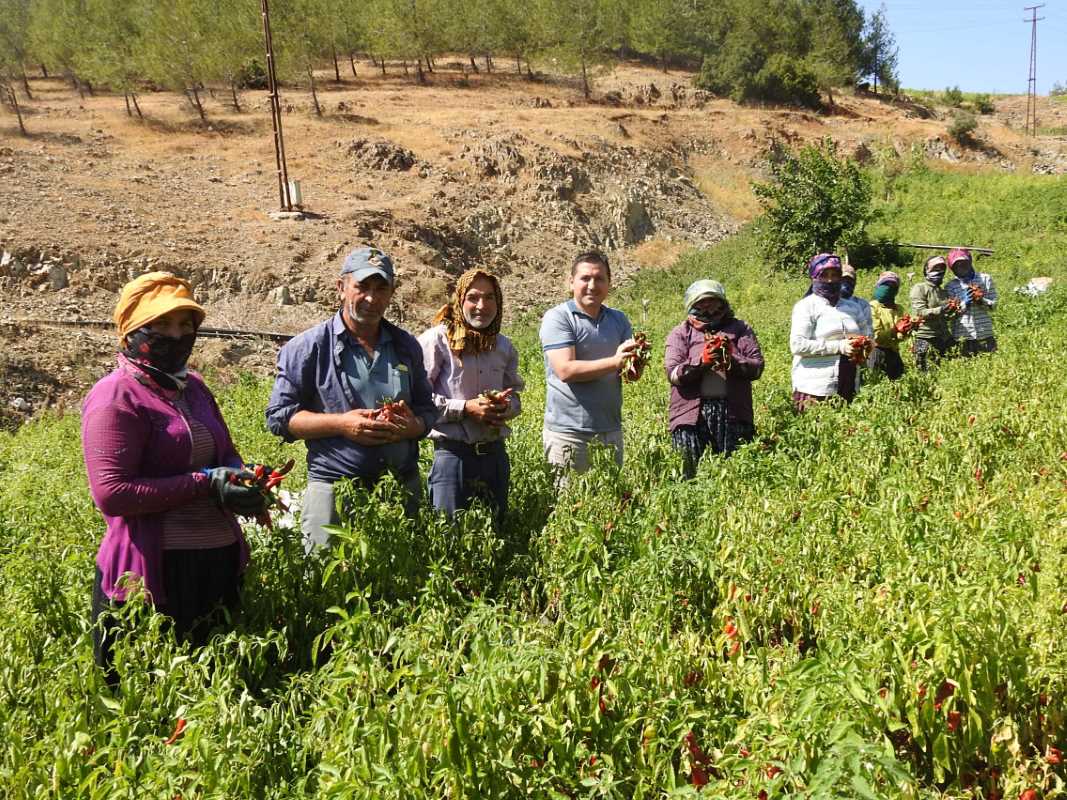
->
[701, 333, 731, 371]
[205, 466, 266, 516]
[619, 332, 651, 383]
[205, 459, 295, 528]
[846, 335, 873, 365]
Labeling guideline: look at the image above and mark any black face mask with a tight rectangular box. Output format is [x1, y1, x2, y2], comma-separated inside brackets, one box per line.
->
[690, 308, 720, 324]
[124, 328, 196, 374]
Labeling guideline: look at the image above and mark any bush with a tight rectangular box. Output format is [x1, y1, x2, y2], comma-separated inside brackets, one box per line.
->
[948, 110, 978, 144]
[942, 85, 964, 107]
[744, 53, 822, 109]
[972, 93, 995, 114]
[1051, 81, 1066, 97]
[752, 138, 874, 273]
[697, 45, 822, 110]
[235, 59, 269, 91]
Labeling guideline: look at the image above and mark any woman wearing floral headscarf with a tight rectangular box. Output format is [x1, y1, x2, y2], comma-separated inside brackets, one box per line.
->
[790, 253, 865, 411]
[664, 279, 764, 479]
[82, 272, 264, 686]
[909, 255, 959, 371]
[418, 269, 524, 520]
[869, 271, 908, 380]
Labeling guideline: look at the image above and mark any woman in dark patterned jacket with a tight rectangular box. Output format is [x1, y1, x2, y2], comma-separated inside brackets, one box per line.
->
[664, 280, 764, 479]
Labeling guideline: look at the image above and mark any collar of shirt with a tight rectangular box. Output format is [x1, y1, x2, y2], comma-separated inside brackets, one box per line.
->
[566, 298, 608, 322]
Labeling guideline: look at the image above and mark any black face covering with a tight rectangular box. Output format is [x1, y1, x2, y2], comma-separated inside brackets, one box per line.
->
[124, 327, 196, 375]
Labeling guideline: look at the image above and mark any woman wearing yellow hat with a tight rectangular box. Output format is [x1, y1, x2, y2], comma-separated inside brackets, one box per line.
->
[81, 272, 264, 686]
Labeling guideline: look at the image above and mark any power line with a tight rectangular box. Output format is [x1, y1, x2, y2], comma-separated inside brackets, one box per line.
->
[1024, 4, 1045, 136]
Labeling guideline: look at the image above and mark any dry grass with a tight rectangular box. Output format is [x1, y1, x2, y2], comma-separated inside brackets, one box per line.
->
[630, 237, 687, 270]
[691, 158, 761, 222]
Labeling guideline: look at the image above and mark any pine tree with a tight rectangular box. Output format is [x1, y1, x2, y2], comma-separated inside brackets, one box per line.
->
[275, 0, 334, 114]
[139, 0, 218, 121]
[862, 4, 898, 93]
[80, 0, 148, 117]
[0, 0, 34, 100]
[534, 0, 624, 98]
[29, 0, 90, 94]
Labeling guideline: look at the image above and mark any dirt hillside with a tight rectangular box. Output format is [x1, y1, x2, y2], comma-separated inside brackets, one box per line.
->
[1, 60, 1065, 428]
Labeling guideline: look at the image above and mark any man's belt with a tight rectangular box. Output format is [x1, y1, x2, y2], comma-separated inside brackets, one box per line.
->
[433, 438, 504, 457]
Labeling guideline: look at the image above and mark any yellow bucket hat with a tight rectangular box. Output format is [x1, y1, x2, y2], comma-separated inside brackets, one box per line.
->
[113, 272, 206, 340]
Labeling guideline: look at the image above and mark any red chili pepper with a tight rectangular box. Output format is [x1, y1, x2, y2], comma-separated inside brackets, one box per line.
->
[164, 718, 187, 745]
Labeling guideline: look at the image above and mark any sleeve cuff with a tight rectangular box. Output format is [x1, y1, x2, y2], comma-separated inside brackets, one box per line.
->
[445, 398, 466, 422]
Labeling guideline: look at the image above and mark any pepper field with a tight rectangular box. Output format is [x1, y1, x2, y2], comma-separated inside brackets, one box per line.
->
[0, 166, 1065, 798]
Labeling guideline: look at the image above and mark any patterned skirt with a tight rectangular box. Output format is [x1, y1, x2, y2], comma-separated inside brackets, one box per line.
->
[671, 398, 754, 479]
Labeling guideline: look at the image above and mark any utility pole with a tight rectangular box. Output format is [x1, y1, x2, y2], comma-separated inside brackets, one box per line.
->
[261, 0, 293, 211]
[1023, 4, 1045, 137]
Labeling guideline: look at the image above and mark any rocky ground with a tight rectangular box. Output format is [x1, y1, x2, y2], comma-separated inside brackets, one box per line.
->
[1, 61, 1065, 428]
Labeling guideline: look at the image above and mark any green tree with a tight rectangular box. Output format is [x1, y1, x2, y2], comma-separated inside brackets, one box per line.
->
[80, 0, 149, 117]
[28, 0, 90, 95]
[534, 0, 624, 98]
[803, 0, 864, 106]
[139, 0, 218, 121]
[628, 0, 704, 71]
[861, 3, 897, 93]
[385, 0, 448, 83]
[494, 0, 538, 76]
[696, 0, 818, 107]
[275, 0, 334, 112]
[753, 138, 874, 273]
[201, 0, 261, 112]
[0, 0, 34, 100]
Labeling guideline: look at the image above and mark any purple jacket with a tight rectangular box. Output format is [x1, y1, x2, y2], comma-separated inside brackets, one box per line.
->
[82, 365, 249, 603]
[663, 317, 764, 431]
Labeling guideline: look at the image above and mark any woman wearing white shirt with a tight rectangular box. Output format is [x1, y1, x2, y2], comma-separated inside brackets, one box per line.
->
[790, 253, 863, 412]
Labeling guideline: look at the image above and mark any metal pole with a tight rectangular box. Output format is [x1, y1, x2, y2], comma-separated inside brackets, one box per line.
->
[1023, 5, 1045, 137]
[890, 242, 995, 255]
[261, 0, 293, 211]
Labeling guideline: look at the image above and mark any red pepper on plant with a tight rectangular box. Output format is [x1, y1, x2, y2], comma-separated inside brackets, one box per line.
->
[164, 717, 187, 745]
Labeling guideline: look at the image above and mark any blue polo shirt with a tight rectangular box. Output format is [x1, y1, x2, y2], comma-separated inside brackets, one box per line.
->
[540, 299, 633, 434]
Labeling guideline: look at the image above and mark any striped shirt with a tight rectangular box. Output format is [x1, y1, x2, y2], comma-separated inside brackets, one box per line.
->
[946, 272, 997, 341]
[161, 399, 237, 551]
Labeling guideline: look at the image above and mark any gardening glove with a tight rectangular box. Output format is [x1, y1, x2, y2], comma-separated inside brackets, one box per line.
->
[203, 467, 267, 517]
[700, 342, 715, 366]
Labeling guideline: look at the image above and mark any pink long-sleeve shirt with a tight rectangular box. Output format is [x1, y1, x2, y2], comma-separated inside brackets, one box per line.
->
[81, 363, 249, 603]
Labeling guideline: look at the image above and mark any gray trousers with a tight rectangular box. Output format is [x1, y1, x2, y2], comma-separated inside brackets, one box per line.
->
[301, 472, 422, 553]
[542, 428, 623, 473]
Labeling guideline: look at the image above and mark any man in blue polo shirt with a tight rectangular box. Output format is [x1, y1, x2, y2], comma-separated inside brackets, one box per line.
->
[539, 251, 640, 473]
[266, 247, 438, 550]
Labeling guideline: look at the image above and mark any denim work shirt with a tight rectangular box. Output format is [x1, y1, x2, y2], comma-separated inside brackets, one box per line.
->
[266, 312, 439, 484]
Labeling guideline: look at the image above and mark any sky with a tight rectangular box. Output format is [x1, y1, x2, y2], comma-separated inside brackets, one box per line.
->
[858, 1, 1067, 94]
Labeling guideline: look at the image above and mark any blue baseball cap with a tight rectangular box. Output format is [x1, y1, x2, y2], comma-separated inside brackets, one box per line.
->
[340, 247, 395, 286]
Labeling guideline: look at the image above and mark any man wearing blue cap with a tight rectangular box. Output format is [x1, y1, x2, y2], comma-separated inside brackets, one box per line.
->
[266, 247, 438, 550]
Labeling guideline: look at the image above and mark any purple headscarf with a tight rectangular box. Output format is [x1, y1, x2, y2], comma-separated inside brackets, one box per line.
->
[808, 253, 842, 281]
[807, 253, 843, 305]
